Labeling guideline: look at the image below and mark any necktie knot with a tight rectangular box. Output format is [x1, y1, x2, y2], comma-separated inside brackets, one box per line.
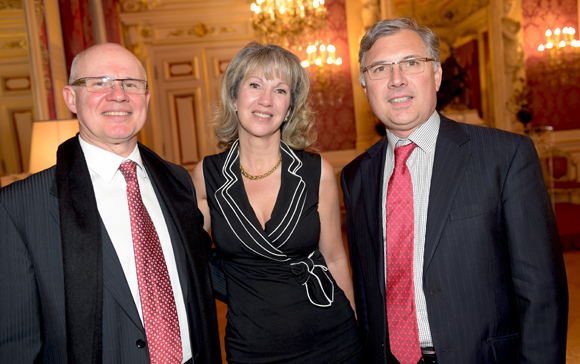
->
[119, 160, 137, 182]
[394, 142, 417, 166]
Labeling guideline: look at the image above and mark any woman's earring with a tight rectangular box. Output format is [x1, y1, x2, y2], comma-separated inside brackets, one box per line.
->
[284, 116, 289, 122]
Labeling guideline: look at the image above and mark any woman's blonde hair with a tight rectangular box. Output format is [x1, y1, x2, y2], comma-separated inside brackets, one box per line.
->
[212, 41, 316, 150]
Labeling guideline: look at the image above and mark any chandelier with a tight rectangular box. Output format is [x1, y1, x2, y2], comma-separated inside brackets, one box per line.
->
[248, 0, 346, 106]
[250, 0, 327, 46]
[537, 27, 580, 75]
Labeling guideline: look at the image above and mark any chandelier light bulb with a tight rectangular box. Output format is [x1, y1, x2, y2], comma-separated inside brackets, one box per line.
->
[555, 28, 561, 34]
[313, 0, 319, 8]
[546, 42, 553, 48]
[571, 28, 576, 35]
[336, 58, 342, 65]
[538, 44, 545, 51]
[320, 44, 326, 52]
[280, 7, 284, 14]
[301, 60, 310, 67]
[315, 58, 322, 66]
[559, 40, 566, 47]
[327, 44, 335, 53]
[546, 29, 552, 36]
[327, 57, 334, 64]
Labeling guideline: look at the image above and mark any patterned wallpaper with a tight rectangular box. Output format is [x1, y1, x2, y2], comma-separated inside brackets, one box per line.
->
[308, 0, 356, 151]
[521, 0, 580, 130]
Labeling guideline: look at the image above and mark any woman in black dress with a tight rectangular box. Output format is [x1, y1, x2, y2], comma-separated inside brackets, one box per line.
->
[192, 42, 361, 363]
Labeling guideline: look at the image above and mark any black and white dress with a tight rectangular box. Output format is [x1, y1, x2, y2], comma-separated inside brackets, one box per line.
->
[203, 140, 361, 364]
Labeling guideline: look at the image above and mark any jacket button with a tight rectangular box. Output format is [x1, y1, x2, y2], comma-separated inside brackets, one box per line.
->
[136, 339, 146, 348]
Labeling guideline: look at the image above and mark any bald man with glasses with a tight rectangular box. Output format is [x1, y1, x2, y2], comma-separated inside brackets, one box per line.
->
[341, 17, 568, 364]
[0, 43, 221, 364]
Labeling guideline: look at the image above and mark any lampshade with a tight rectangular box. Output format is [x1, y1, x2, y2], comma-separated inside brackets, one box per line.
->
[29, 119, 79, 174]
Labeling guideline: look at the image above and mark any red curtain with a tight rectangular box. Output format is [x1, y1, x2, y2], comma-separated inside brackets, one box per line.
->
[59, 0, 122, 77]
[59, 0, 95, 76]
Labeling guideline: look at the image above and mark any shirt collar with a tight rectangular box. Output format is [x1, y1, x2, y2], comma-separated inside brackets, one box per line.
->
[386, 111, 440, 155]
[78, 136, 146, 183]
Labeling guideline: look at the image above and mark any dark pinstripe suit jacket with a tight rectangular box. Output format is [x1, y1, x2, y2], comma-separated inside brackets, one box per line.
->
[0, 141, 221, 363]
[341, 115, 568, 363]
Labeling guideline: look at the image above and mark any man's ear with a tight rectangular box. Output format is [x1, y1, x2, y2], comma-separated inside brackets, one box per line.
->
[63, 86, 78, 114]
[434, 63, 443, 92]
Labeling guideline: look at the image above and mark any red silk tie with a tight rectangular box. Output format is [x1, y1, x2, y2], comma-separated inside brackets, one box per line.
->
[119, 161, 183, 364]
[386, 143, 422, 364]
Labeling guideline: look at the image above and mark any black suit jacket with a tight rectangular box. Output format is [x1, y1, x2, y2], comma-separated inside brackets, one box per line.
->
[0, 139, 221, 363]
[341, 115, 568, 363]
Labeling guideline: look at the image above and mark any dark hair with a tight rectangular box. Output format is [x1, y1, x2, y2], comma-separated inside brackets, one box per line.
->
[359, 17, 441, 86]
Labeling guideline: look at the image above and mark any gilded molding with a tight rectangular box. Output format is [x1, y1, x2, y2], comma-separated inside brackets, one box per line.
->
[396, 0, 489, 27]
[119, 0, 161, 13]
[0, 0, 22, 10]
[0, 40, 27, 49]
[168, 23, 236, 38]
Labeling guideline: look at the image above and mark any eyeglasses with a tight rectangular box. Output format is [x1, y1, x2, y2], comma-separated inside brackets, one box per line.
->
[363, 58, 435, 80]
[70, 77, 148, 94]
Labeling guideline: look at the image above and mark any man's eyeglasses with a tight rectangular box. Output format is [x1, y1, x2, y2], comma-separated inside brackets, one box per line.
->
[363, 58, 435, 80]
[70, 77, 148, 94]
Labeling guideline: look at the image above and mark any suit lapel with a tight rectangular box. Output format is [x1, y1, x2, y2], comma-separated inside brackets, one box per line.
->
[139, 143, 216, 358]
[361, 138, 389, 298]
[423, 116, 471, 272]
[101, 223, 144, 332]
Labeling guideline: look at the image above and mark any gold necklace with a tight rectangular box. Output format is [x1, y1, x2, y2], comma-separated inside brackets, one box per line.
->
[238, 148, 282, 180]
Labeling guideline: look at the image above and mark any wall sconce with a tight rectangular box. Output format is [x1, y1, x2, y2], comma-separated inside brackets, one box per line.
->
[537, 27, 580, 80]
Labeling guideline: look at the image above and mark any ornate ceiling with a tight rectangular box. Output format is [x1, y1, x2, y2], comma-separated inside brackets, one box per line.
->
[394, 0, 490, 27]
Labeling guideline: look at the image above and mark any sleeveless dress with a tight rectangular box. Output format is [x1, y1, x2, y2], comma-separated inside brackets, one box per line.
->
[203, 140, 361, 364]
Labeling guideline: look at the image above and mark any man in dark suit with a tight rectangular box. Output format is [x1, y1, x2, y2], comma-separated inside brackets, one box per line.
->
[341, 17, 568, 363]
[0, 43, 221, 363]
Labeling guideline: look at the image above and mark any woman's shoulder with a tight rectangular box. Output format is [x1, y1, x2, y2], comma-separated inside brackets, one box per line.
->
[282, 144, 320, 166]
[203, 148, 233, 169]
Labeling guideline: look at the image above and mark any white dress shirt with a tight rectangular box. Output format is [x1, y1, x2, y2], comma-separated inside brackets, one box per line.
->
[79, 136, 192, 363]
[382, 111, 440, 348]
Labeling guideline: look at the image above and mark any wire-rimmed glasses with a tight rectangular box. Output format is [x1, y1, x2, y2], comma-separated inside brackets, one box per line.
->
[70, 77, 148, 94]
[363, 58, 435, 80]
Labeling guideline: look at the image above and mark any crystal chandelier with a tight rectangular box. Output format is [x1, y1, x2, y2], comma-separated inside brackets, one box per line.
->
[250, 0, 327, 46]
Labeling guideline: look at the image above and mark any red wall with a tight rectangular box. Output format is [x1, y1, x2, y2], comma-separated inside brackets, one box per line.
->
[522, 0, 580, 130]
[305, 0, 356, 151]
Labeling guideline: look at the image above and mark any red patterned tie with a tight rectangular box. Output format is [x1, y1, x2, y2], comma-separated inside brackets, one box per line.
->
[386, 143, 422, 364]
[119, 161, 183, 364]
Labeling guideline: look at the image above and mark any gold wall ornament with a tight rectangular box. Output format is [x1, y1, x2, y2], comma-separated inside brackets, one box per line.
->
[0, 0, 22, 10]
[194, 23, 209, 37]
[168, 23, 236, 38]
[141, 27, 152, 38]
[120, 0, 161, 13]
[249, 0, 327, 46]
[0, 40, 27, 49]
